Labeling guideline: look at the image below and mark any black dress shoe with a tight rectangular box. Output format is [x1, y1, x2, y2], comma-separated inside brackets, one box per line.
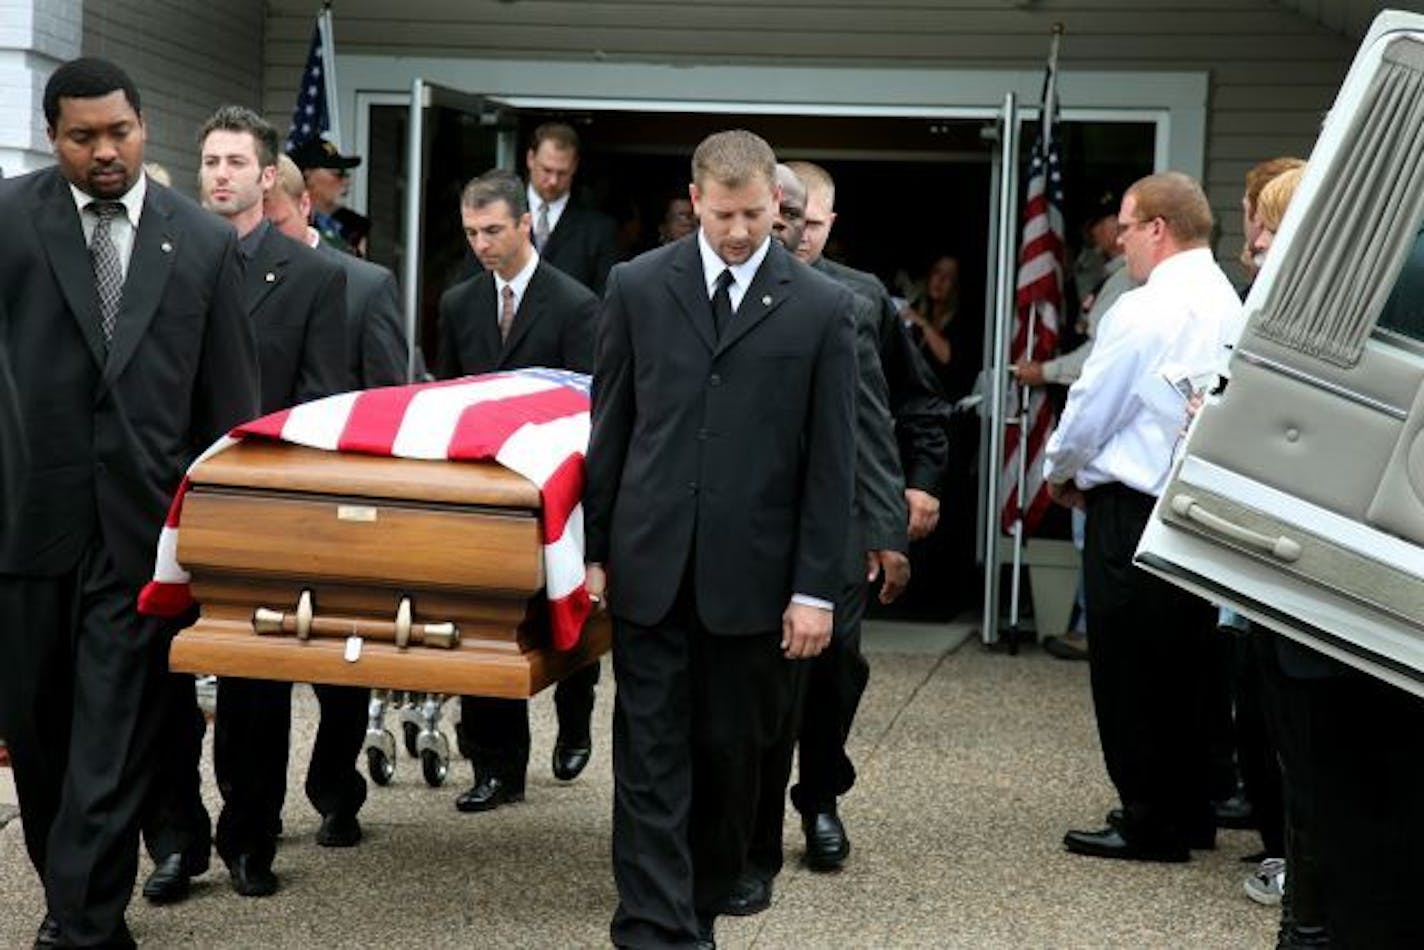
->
[802, 805, 850, 871]
[1212, 793, 1255, 829]
[695, 915, 716, 950]
[142, 851, 209, 905]
[34, 914, 59, 948]
[551, 741, 591, 781]
[713, 872, 772, 916]
[315, 812, 362, 848]
[455, 774, 525, 812]
[1106, 807, 1215, 850]
[1063, 825, 1189, 862]
[227, 854, 279, 897]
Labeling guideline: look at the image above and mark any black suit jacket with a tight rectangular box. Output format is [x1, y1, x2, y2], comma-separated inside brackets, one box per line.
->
[315, 241, 408, 388]
[814, 257, 951, 496]
[243, 224, 349, 413]
[0, 302, 24, 539]
[585, 236, 857, 633]
[539, 203, 619, 296]
[0, 168, 259, 587]
[436, 259, 597, 377]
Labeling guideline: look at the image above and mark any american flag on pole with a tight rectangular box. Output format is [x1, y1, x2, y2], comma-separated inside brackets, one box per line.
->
[285, 6, 342, 152]
[139, 369, 595, 651]
[1000, 46, 1066, 537]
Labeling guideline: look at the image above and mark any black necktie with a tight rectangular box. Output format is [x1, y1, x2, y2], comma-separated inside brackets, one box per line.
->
[711, 268, 734, 339]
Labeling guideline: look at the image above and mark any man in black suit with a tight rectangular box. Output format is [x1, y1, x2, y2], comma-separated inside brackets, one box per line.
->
[0, 58, 259, 948]
[525, 122, 619, 295]
[267, 154, 410, 388]
[727, 164, 914, 917]
[780, 160, 951, 871]
[436, 168, 599, 810]
[140, 106, 349, 904]
[584, 130, 857, 949]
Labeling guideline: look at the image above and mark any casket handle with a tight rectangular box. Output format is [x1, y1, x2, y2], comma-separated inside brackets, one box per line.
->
[251, 595, 461, 650]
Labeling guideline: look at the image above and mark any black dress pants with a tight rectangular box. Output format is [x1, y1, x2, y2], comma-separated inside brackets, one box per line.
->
[1082, 483, 1214, 846]
[0, 543, 172, 948]
[212, 678, 369, 866]
[609, 582, 807, 949]
[746, 576, 870, 881]
[457, 661, 601, 782]
[1263, 644, 1424, 948]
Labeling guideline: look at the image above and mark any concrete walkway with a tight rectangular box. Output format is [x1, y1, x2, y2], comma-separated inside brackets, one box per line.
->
[0, 621, 1277, 947]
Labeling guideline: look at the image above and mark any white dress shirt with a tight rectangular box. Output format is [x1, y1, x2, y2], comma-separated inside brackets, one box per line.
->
[696, 230, 771, 311]
[1043, 247, 1242, 497]
[494, 250, 540, 324]
[69, 172, 148, 280]
[526, 186, 570, 236]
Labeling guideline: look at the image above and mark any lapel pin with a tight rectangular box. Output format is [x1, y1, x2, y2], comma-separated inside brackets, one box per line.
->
[265, 272, 276, 283]
[761, 295, 772, 306]
[160, 240, 173, 254]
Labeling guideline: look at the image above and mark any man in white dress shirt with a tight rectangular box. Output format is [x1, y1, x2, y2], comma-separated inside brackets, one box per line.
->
[1044, 171, 1243, 863]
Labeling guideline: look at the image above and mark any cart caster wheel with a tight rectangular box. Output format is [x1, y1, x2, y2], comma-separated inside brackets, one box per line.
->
[403, 720, 420, 758]
[421, 748, 449, 787]
[367, 747, 396, 787]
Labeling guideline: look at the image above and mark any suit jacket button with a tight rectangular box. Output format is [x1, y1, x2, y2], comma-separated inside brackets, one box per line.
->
[708, 374, 722, 387]
[696, 428, 709, 441]
[688, 481, 698, 494]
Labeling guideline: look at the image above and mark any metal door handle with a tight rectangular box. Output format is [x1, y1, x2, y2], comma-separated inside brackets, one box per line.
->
[1169, 494, 1302, 562]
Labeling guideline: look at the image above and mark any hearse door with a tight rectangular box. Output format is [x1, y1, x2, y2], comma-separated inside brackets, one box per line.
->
[1135, 13, 1424, 697]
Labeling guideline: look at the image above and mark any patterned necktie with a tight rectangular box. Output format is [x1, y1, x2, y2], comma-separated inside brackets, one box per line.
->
[535, 202, 551, 251]
[88, 201, 125, 346]
[711, 269, 735, 339]
[499, 285, 516, 342]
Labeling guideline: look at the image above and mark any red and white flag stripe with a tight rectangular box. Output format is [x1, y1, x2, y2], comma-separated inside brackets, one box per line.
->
[139, 369, 594, 650]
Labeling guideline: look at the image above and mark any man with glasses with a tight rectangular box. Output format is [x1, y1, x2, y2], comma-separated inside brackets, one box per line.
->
[288, 138, 361, 254]
[1043, 172, 1242, 863]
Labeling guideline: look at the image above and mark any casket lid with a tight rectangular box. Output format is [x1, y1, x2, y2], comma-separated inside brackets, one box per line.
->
[190, 441, 541, 510]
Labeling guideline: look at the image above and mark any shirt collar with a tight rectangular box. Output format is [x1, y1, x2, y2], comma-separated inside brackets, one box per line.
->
[526, 184, 570, 218]
[240, 218, 271, 260]
[69, 171, 147, 228]
[495, 249, 540, 303]
[1146, 246, 1214, 286]
[697, 230, 772, 297]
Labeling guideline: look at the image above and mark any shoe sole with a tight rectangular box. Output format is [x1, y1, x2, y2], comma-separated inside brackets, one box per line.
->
[1064, 841, 1189, 863]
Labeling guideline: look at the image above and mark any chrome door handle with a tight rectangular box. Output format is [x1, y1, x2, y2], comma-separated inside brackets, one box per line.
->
[1169, 494, 1303, 563]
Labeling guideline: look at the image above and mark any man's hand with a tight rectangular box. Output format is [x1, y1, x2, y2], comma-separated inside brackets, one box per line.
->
[905, 488, 940, 541]
[585, 562, 608, 610]
[1012, 360, 1047, 386]
[1047, 479, 1086, 510]
[782, 602, 832, 659]
[866, 550, 911, 605]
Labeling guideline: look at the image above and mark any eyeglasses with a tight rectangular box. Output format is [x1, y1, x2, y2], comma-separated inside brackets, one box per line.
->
[1116, 216, 1159, 238]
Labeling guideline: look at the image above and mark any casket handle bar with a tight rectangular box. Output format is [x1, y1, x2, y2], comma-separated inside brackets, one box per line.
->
[252, 592, 460, 649]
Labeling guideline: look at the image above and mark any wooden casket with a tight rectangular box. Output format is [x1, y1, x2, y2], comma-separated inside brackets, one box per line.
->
[167, 440, 609, 698]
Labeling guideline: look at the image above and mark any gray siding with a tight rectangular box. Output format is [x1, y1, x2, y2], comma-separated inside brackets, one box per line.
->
[83, 0, 264, 198]
[259, 0, 1367, 272]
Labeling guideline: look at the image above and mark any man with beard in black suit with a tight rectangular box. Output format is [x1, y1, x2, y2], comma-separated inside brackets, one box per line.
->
[140, 105, 349, 904]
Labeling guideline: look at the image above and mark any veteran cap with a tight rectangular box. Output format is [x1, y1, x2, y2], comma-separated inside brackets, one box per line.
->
[288, 138, 362, 171]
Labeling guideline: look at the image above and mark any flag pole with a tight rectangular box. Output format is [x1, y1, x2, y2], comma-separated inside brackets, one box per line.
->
[318, 2, 342, 150]
[1003, 21, 1064, 654]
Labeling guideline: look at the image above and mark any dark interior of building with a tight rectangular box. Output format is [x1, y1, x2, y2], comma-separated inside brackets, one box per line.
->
[360, 98, 1154, 619]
